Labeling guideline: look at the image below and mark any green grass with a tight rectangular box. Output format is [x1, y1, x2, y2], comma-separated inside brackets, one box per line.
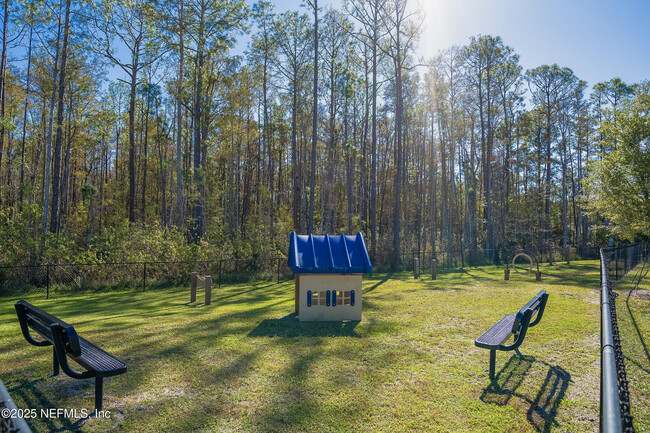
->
[613, 260, 650, 432]
[0, 262, 602, 432]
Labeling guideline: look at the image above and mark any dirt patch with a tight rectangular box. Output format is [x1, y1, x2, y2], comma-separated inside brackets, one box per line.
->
[624, 289, 650, 300]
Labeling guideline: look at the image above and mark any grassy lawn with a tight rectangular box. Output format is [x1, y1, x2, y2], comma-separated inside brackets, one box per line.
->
[613, 261, 650, 432]
[0, 262, 602, 432]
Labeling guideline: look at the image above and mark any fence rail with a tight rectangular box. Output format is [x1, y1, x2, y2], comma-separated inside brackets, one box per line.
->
[0, 378, 32, 433]
[0, 257, 291, 299]
[600, 243, 648, 433]
[0, 245, 604, 299]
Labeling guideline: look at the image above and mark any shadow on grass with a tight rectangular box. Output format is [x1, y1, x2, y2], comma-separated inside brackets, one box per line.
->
[481, 352, 571, 433]
[364, 273, 392, 293]
[247, 314, 360, 338]
[8, 378, 90, 432]
[481, 352, 535, 405]
[624, 263, 650, 371]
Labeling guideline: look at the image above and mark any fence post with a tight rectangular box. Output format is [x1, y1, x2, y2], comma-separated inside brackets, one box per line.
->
[46, 264, 50, 299]
[205, 276, 212, 305]
[414, 258, 419, 279]
[190, 272, 197, 303]
[431, 259, 437, 280]
[143, 262, 147, 292]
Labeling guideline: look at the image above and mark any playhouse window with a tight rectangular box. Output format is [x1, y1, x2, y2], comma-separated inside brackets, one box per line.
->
[336, 291, 352, 305]
[308, 290, 354, 307]
[311, 291, 325, 306]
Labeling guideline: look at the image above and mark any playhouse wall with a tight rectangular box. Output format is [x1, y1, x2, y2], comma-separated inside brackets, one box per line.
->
[296, 274, 362, 322]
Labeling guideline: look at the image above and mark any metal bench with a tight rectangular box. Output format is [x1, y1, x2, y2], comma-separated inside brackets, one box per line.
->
[14, 300, 126, 411]
[475, 290, 548, 380]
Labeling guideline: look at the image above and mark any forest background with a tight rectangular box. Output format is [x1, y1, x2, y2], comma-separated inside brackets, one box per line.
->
[0, 0, 648, 268]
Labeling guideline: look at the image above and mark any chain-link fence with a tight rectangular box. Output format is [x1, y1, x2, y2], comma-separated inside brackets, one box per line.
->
[372, 250, 492, 272]
[0, 243, 606, 299]
[371, 245, 601, 273]
[603, 244, 649, 285]
[0, 258, 292, 299]
[600, 243, 649, 433]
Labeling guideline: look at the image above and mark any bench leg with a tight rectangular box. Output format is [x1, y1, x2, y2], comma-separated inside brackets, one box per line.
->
[489, 349, 496, 380]
[95, 376, 103, 413]
[52, 346, 59, 377]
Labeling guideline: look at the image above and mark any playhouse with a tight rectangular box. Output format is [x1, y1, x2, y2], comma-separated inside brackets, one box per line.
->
[288, 232, 372, 322]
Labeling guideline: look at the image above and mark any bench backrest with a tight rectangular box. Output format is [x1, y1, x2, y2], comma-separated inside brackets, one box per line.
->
[509, 290, 548, 347]
[15, 301, 82, 357]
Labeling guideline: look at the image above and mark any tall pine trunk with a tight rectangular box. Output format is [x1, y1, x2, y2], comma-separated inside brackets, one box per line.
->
[19, 23, 33, 212]
[49, 0, 71, 233]
[308, 0, 318, 233]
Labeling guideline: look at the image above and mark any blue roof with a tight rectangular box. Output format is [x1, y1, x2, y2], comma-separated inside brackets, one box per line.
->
[288, 232, 372, 274]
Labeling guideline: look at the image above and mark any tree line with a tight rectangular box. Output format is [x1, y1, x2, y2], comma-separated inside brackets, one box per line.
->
[0, 0, 646, 266]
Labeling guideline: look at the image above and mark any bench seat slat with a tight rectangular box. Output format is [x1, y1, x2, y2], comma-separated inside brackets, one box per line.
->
[475, 314, 515, 349]
[74, 338, 127, 376]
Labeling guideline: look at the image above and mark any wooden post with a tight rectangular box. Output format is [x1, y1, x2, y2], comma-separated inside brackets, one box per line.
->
[205, 276, 212, 305]
[414, 258, 419, 279]
[504, 268, 510, 281]
[190, 272, 197, 302]
[431, 259, 437, 280]
[535, 271, 542, 281]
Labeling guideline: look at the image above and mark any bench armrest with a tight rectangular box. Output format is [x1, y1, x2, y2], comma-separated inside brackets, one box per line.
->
[529, 292, 549, 327]
[500, 309, 534, 351]
[50, 324, 94, 380]
[15, 302, 51, 347]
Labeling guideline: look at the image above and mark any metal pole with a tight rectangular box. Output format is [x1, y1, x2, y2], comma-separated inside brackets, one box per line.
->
[600, 248, 624, 433]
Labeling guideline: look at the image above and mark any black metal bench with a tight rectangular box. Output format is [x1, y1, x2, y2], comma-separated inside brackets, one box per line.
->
[14, 300, 126, 411]
[475, 290, 549, 380]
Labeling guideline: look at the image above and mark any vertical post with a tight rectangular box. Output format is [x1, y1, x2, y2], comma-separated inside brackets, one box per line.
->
[277, 257, 280, 284]
[489, 349, 496, 380]
[95, 376, 103, 412]
[600, 253, 603, 287]
[52, 346, 59, 376]
[143, 262, 147, 292]
[218, 260, 222, 289]
[431, 259, 437, 280]
[414, 258, 419, 279]
[205, 276, 212, 305]
[615, 250, 619, 281]
[190, 272, 197, 302]
[504, 267, 510, 281]
[46, 264, 50, 299]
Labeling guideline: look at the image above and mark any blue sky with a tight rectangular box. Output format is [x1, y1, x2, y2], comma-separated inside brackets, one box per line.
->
[17, 0, 645, 92]
[259, 0, 650, 89]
